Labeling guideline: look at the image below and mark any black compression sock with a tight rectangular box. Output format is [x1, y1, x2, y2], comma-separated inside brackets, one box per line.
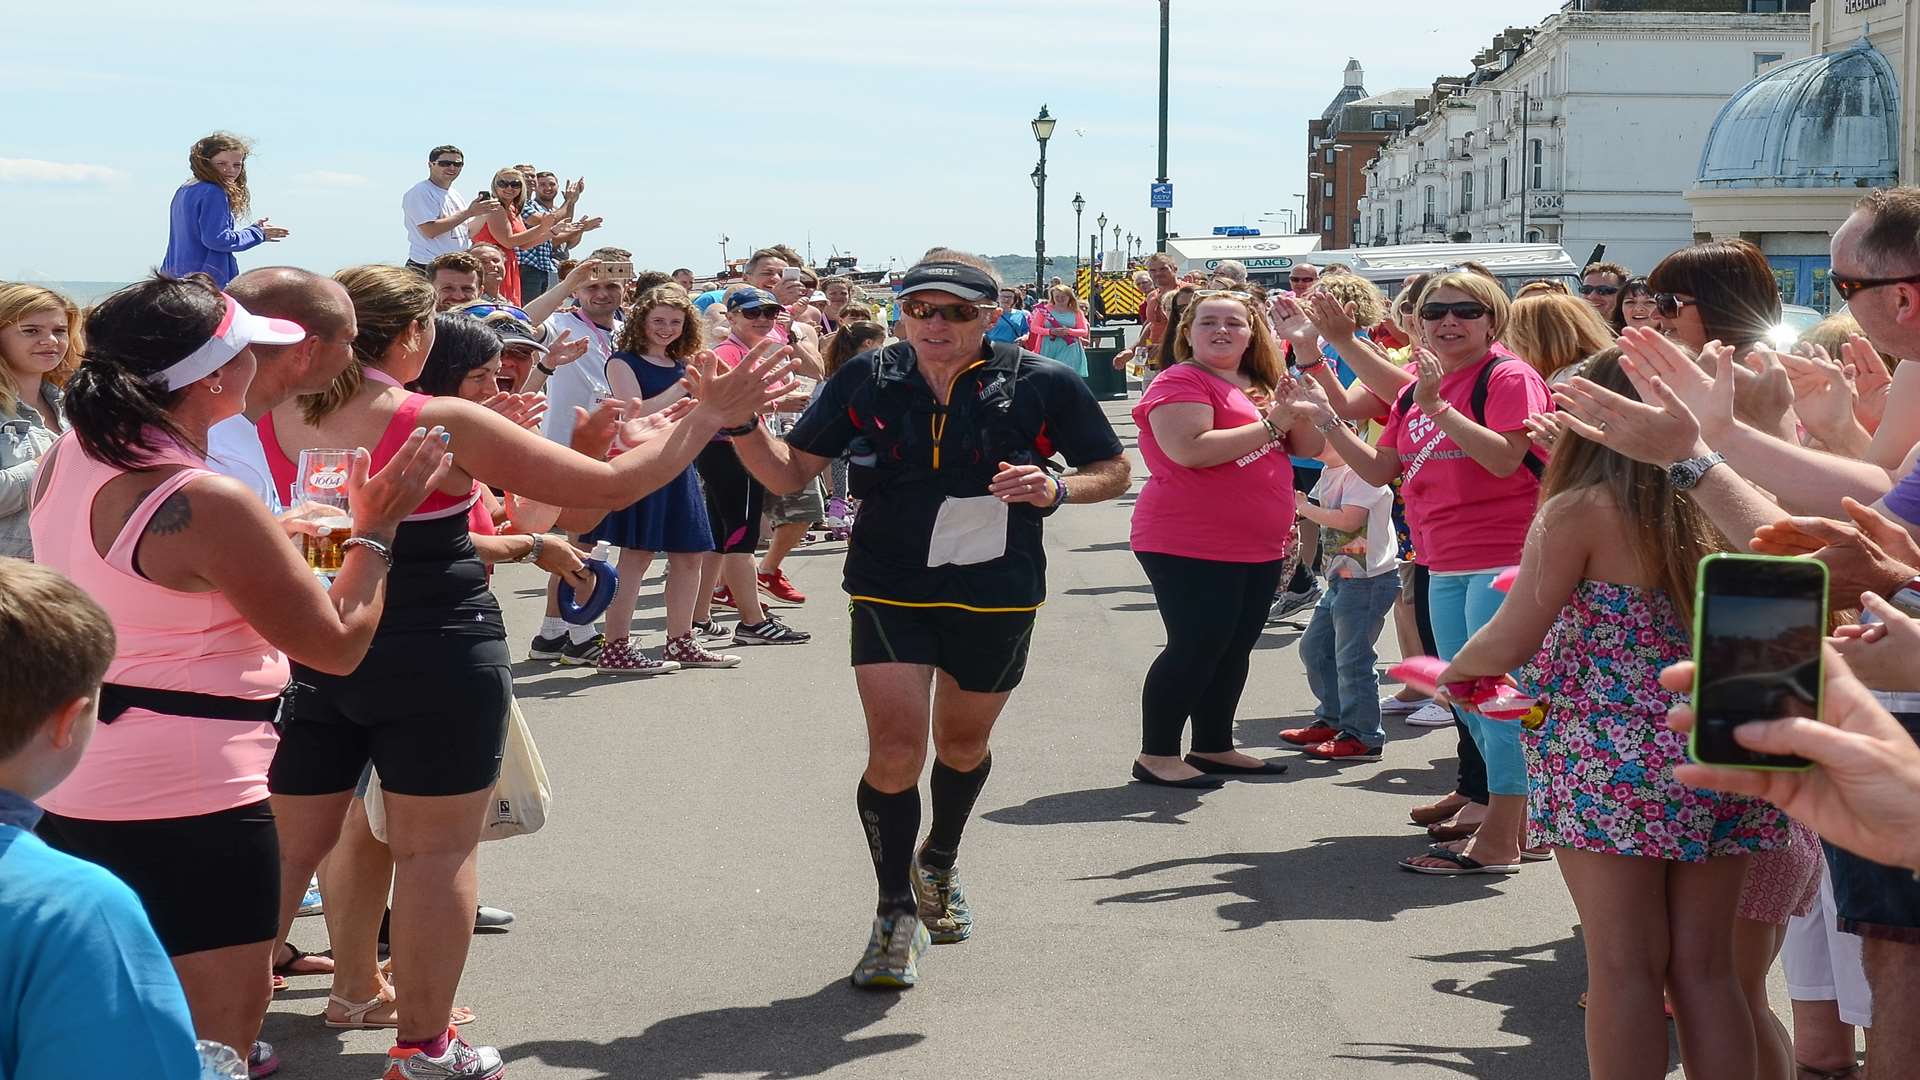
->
[920, 754, 992, 871]
[857, 779, 921, 917]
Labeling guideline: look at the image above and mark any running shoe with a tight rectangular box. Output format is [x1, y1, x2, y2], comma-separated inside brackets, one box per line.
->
[557, 633, 604, 666]
[1266, 583, 1324, 624]
[756, 569, 807, 605]
[1405, 702, 1457, 727]
[595, 638, 680, 676]
[528, 631, 569, 661]
[712, 585, 739, 611]
[249, 1041, 280, 1079]
[664, 633, 742, 669]
[297, 876, 323, 917]
[1380, 693, 1432, 716]
[910, 858, 974, 944]
[692, 620, 731, 641]
[473, 905, 515, 932]
[1302, 736, 1384, 762]
[1279, 722, 1340, 747]
[382, 1028, 504, 1080]
[850, 912, 931, 990]
[733, 616, 811, 645]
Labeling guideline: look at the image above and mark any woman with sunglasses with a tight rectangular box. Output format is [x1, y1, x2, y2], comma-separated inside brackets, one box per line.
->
[1646, 240, 1798, 443]
[1311, 271, 1553, 875]
[686, 287, 812, 646]
[1618, 278, 1658, 331]
[467, 169, 574, 306]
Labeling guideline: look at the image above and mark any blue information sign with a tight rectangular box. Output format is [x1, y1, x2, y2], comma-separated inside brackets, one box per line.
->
[1149, 182, 1173, 209]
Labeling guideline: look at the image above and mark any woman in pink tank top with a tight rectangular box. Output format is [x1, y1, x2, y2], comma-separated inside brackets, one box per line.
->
[255, 264, 789, 1070]
[28, 274, 452, 1066]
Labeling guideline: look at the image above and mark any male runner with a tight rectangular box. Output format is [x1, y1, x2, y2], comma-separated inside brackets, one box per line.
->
[726, 249, 1130, 987]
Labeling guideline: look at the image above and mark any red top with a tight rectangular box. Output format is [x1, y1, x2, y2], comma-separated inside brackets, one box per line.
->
[259, 393, 475, 520]
[471, 207, 524, 304]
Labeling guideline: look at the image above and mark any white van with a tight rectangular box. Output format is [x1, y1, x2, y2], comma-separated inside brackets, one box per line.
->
[1304, 242, 1580, 299]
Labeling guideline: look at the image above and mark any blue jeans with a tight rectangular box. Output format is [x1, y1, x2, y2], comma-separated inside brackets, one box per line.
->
[1426, 570, 1526, 796]
[519, 265, 555, 301]
[1300, 571, 1401, 747]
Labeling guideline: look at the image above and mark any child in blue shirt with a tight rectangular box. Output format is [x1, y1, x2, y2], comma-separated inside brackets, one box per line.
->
[0, 560, 200, 1080]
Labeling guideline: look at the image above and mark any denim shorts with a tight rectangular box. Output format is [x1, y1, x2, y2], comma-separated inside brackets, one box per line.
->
[1827, 710, 1920, 943]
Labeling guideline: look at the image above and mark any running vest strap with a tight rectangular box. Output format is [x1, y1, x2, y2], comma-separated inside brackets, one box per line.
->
[842, 340, 1057, 498]
[1395, 357, 1546, 480]
[98, 683, 284, 726]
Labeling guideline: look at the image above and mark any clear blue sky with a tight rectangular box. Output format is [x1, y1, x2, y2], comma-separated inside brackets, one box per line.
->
[6, 1, 1549, 283]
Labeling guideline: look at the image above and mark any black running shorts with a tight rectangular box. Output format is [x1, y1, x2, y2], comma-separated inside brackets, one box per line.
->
[269, 635, 511, 799]
[39, 799, 280, 956]
[848, 600, 1036, 694]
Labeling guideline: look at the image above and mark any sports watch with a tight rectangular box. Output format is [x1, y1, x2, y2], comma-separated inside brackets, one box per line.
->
[1667, 451, 1725, 491]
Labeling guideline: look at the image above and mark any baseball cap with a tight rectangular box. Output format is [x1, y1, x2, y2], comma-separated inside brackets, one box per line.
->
[149, 293, 306, 391]
[897, 261, 998, 303]
[726, 287, 780, 312]
[808, 290, 829, 303]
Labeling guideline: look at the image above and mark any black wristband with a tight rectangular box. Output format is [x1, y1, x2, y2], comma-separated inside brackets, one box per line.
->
[535, 361, 556, 376]
[720, 416, 760, 438]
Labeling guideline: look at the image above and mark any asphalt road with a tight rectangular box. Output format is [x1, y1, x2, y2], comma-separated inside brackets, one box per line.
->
[269, 397, 1715, 1079]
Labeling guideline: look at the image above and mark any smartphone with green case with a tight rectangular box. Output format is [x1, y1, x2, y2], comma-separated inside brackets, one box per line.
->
[1688, 553, 1824, 771]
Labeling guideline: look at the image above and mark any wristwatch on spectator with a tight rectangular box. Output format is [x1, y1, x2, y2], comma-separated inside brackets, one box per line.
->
[1667, 451, 1725, 491]
[1887, 576, 1920, 620]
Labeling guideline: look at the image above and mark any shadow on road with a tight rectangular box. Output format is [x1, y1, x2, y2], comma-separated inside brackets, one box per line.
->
[982, 777, 1251, 827]
[503, 980, 924, 1080]
[1063, 582, 1155, 597]
[1085, 836, 1514, 929]
[1071, 540, 1135, 553]
[1333, 932, 1633, 1078]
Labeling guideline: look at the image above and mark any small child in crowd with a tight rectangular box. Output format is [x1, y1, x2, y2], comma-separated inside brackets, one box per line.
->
[0, 559, 201, 1078]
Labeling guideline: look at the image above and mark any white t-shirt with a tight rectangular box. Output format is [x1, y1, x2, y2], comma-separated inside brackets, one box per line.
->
[206, 414, 283, 514]
[538, 309, 618, 445]
[401, 179, 471, 264]
[1310, 464, 1397, 579]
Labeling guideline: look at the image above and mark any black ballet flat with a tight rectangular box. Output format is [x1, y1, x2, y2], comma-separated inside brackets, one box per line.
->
[1184, 754, 1289, 776]
[1131, 762, 1227, 789]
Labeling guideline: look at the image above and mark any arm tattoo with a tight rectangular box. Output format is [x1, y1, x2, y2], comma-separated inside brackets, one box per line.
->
[146, 490, 193, 535]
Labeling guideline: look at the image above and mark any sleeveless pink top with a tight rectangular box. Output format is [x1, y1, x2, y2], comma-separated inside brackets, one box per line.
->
[29, 434, 287, 821]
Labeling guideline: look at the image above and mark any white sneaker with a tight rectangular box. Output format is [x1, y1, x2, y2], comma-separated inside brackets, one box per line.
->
[1404, 702, 1456, 727]
[1380, 694, 1432, 716]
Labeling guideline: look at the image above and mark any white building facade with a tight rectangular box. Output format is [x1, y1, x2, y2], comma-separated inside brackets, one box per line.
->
[1356, 6, 1809, 274]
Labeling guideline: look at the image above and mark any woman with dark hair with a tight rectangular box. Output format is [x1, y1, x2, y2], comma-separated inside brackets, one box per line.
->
[160, 133, 289, 287]
[257, 265, 786, 1078]
[27, 272, 449, 1075]
[818, 321, 887, 539]
[1618, 278, 1658, 331]
[1647, 240, 1781, 358]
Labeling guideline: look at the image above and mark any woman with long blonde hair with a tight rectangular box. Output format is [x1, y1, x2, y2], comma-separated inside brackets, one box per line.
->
[161, 132, 289, 286]
[0, 283, 82, 558]
[1504, 291, 1616, 385]
[467, 168, 576, 305]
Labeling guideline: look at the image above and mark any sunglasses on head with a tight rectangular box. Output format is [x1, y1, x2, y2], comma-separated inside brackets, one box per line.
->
[1419, 302, 1490, 322]
[736, 306, 781, 319]
[1653, 293, 1697, 318]
[1578, 283, 1620, 297]
[462, 303, 531, 322]
[434, 159, 464, 168]
[902, 299, 989, 323]
[1194, 289, 1251, 299]
[1832, 273, 1920, 300]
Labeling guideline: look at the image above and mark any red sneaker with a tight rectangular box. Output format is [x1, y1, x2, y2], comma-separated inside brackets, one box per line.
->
[712, 585, 738, 610]
[756, 569, 806, 605]
[1303, 736, 1383, 761]
[1280, 722, 1340, 746]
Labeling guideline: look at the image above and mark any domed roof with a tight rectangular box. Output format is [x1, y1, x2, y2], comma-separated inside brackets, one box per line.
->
[1695, 40, 1898, 191]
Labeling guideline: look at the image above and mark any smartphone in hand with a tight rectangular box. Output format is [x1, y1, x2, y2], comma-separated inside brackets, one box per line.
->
[1688, 553, 1824, 771]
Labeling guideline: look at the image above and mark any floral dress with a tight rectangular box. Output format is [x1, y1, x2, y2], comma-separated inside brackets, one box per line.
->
[1518, 580, 1787, 861]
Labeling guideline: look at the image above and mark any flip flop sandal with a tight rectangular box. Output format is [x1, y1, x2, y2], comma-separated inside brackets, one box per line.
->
[323, 986, 476, 1029]
[1399, 846, 1520, 875]
[1795, 1064, 1862, 1079]
[274, 941, 334, 977]
[271, 974, 288, 993]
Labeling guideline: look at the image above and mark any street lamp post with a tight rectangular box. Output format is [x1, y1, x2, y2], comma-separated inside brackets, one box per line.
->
[1293, 192, 1306, 233]
[718, 233, 730, 269]
[1113, 224, 1123, 264]
[1031, 105, 1057, 293]
[1155, 0, 1170, 252]
[1072, 192, 1085, 284]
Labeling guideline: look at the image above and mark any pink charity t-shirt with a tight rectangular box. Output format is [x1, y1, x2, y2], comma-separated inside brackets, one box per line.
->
[1380, 352, 1551, 573]
[1130, 363, 1296, 563]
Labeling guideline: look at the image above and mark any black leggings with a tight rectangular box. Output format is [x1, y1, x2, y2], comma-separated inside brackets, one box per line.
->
[1412, 563, 1488, 804]
[1137, 551, 1287, 757]
[696, 441, 765, 554]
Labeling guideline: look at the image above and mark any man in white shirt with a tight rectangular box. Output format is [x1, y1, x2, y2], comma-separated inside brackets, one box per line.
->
[211, 269, 360, 511]
[402, 144, 489, 272]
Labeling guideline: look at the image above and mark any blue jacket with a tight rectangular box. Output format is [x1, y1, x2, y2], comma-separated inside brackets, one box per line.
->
[160, 181, 264, 287]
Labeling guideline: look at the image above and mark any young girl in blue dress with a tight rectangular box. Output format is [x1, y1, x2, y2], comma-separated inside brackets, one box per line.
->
[589, 285, 739, 672]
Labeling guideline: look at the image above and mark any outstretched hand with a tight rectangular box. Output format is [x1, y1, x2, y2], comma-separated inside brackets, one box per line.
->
[684, 341, 798, 426]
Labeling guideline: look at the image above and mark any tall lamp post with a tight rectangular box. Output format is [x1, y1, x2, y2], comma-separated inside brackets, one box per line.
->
[1096, 212, 1107, 269]
[1155, 0, 1170, 252]
[1031, 105, 1056, 293]
[1292, 193, 1305, 232]
[1072, 192, 1086, 284]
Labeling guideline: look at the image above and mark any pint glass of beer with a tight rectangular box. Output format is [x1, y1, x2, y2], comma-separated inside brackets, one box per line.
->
[296, 449, 354, 574]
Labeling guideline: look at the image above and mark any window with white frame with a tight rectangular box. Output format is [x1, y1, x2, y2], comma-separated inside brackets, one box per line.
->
[1461, 173, 1473, 212]
[1530, 139, 1544, 189]
[1424, 186, 1435, 224]
[1323, 214, 1333, 232]
[1323, 180, 1334, 199]
[1500, 158, 1509, 200]
[1753, 51, 1784, 74]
